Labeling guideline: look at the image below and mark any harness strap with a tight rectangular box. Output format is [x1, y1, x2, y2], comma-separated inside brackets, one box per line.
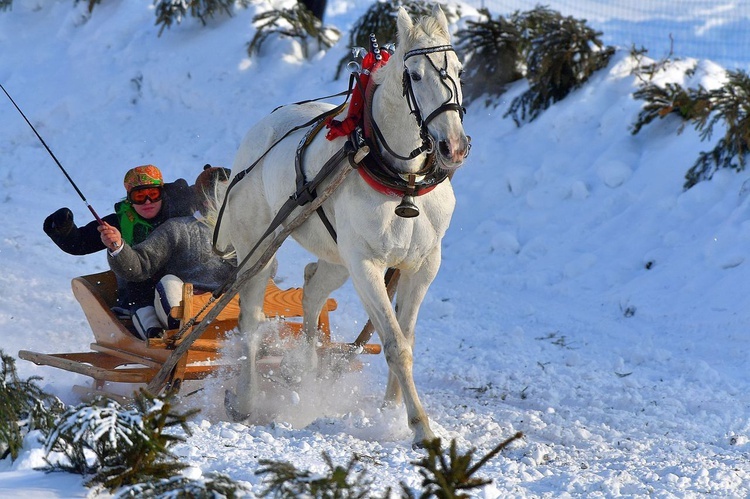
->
[316, 206, 337, 242]
[296, 114, 343, 242]
[213, 140, 355, 298]
[295, 116, 332, 204]
[212, 102, 348, 257]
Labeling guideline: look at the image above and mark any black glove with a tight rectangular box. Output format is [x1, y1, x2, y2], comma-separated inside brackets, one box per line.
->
[43, 207, 75, 237]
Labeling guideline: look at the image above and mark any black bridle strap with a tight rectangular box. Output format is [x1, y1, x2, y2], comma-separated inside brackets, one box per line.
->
[212, 74, 357, 257]
[368, 83, 432, 162]
[403, 44, 455, 61]
[367, 44, 463, 163]
[403, 45, 464, 126]
[420, 49, 464, 125]
[212, 140, 355, 298]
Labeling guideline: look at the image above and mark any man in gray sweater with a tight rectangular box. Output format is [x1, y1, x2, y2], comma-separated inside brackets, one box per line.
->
[99, 166, 235, 338]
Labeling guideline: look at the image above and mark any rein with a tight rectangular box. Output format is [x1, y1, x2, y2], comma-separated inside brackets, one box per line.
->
[212, 75, 357, 259]
[212, 139, 357, 299]
[169, 139, 364, 347]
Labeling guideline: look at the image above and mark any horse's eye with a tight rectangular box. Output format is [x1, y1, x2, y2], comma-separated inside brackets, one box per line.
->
[410, 71, 422, 82]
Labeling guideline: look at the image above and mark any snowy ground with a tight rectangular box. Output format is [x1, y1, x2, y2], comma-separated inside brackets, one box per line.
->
[1, 0, 750, 497]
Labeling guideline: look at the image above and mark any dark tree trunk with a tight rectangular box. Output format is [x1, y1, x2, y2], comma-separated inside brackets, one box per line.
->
[300, 0, 326, 20]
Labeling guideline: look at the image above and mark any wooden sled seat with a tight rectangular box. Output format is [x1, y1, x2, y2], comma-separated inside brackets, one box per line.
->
[19, 270, 381, 398]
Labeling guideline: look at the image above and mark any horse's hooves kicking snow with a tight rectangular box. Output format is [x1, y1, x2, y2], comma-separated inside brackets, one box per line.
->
[224, 389, 250, 422]
[212, 5, 468, 447]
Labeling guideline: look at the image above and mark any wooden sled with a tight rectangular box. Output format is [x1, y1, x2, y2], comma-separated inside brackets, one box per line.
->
[18, 270, 381, 399]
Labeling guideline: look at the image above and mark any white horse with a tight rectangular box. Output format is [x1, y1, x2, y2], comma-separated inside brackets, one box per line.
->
[215, 5, 469, 447]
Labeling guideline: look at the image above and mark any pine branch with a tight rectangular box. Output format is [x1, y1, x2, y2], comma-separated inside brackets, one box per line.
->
[0, 351, 62, 461]
[454, 8, 523, 103]
[154, 0, 239, 37]
[247, 3, 340, 59]
[504, 6, 615, 125]
[256, 451, 373, 498]
[402, 433, 524, 498]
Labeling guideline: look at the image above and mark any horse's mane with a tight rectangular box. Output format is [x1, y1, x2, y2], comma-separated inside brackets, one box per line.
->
[405, 14, 450, 47]
[372, 11, 450, 90]
[201, 180, 236, 260]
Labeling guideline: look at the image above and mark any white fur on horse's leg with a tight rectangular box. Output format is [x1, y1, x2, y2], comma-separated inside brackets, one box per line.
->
[299, 260, 349, 374]
[384, 370, 403, 406]
[386, 251, 442, 408]
[230, 268, 272, 419]
[347, 259, 435, 446]
[303, 260, 349, 340]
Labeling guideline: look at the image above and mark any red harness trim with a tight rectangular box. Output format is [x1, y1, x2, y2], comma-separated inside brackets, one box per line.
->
[329, 48, 442, 199]
[326, 51, 390, 141]
[357, 167, 439, 197]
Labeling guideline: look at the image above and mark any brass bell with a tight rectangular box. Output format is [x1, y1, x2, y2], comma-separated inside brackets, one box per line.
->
[395, 195, 419, 218]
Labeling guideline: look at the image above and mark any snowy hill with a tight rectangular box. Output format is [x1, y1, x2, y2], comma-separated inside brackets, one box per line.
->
[1, 1, 749, 496]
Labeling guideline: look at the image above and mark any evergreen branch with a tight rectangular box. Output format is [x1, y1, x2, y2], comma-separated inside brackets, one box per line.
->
[247, 3, 340, 59]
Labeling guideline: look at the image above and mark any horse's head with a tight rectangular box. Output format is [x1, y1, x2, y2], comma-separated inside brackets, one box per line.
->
[397, 5, 470, 170]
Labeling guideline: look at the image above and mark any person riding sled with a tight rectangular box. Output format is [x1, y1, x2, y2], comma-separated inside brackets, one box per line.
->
[98, 166, 236, 339]
[43, 164, 199, 337]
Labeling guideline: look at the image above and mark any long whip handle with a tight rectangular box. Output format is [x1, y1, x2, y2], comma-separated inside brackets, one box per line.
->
[1, 83, 103, 225]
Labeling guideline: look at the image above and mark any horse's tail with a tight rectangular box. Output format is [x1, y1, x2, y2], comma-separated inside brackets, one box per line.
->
[202, 179, 236, 260]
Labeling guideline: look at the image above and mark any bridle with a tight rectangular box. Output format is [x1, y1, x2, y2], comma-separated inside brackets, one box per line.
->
[367, 44, 465, 163]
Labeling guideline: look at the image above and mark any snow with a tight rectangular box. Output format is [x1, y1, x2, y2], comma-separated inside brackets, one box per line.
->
[2, 0, 750, 497]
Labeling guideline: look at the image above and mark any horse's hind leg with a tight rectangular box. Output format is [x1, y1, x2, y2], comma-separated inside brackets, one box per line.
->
[225, 263, 275, 421]
[284, 260, 348, 378]
[303, 260, 349, 341]
[347, 258, 436, 447]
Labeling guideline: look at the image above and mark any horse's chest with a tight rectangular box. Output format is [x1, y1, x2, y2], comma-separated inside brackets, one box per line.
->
[341, 190, 452, 263]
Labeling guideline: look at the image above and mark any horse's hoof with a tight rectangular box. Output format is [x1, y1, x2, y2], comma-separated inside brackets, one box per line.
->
[411, 437, 433, 450]
[412, 438, 438, 450]
[224, 389, 250, 422]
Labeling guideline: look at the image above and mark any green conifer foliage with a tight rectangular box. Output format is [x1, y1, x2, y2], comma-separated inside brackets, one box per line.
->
[684, 70, 750, 188]
[256, 452, 374, 498]
[154, 0, 241, 36]
[631, 55, 750, 189]
[115, 471, 248, 498]
[454, 8, 523, 104]
[401, 433, 523, 498]
[0, 351, 63, 461]
[43, 390, 198, 491]
[505, 6, 615, 125]
[247, 2, 340, 59]
[631, 81, 711, 135]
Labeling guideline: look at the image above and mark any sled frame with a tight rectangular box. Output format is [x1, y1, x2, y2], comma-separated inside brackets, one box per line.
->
[18, 271, 380, 399]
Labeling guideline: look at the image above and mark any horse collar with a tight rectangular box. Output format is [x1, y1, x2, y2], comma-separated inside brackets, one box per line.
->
[355, 85, 448, 203]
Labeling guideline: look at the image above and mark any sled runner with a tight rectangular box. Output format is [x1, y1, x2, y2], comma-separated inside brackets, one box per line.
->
[18, 270, 381, 398]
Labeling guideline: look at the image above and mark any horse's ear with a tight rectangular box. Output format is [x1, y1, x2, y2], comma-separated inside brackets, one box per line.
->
[432, 4, 450, 35]
[397, 7, 414, 41]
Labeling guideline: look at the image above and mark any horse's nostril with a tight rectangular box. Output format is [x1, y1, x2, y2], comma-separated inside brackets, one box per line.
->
[438, 140, 451, 157]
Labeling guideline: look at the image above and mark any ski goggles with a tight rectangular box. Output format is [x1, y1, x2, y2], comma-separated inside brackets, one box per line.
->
[129, 186, 163, 205]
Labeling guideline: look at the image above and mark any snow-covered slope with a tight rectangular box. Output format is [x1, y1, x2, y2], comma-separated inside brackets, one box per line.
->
[1, 1, 749, 496]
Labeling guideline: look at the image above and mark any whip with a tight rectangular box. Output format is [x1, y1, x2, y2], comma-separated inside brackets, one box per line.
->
[1, 83, 104, 225]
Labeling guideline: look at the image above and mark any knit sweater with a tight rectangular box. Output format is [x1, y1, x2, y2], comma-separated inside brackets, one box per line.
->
[107, 215, 235, 292]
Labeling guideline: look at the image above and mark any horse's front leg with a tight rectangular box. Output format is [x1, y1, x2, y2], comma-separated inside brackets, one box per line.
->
[225, 268, 273, 421]
[347, 258, 436, 447]
[385, 251, 441, 411]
